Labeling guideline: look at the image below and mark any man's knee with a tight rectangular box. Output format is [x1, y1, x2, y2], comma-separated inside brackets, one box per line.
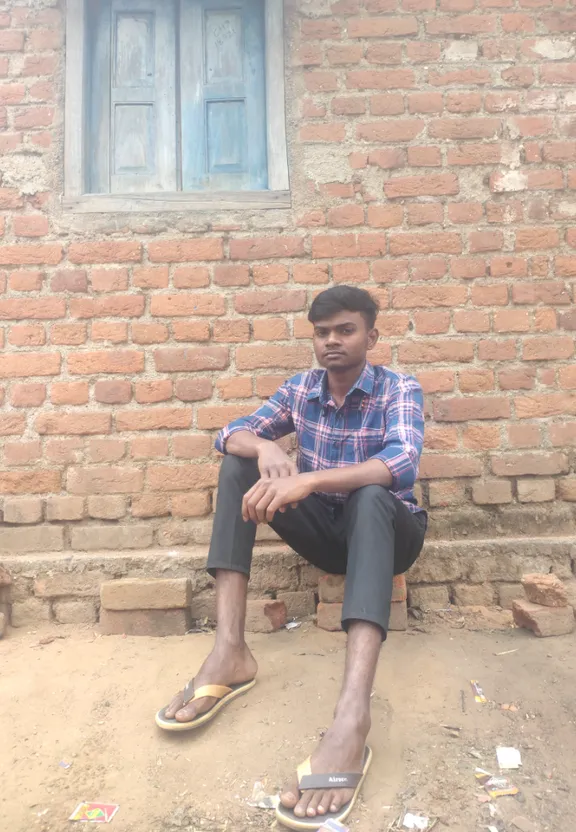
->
[219, 453, 259, 483]
[345, 484, 396, 513]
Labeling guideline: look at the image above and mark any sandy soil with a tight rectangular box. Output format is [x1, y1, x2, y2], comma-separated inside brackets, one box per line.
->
[1, 614, 575, 832]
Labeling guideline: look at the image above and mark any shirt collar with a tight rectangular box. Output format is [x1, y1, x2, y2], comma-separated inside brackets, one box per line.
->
[307, 362, 376, 404]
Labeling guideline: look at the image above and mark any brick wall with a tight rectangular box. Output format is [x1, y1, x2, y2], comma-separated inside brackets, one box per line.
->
[0, 0, 576, 564]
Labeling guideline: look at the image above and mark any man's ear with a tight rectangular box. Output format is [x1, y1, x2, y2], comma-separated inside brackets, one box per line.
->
[367, 328, 379, 350]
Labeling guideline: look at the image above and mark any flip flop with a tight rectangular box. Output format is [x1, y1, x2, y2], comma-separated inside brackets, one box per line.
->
[276, 745, 373, 831]
[155, 678, 256, 732]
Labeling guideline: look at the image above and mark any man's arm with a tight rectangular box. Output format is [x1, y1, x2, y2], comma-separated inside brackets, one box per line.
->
[216, 380, 298, 478]
[242, 376, 424, 524]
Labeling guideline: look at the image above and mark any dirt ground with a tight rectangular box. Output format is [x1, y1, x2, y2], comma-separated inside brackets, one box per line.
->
[1, 613, 575, 832]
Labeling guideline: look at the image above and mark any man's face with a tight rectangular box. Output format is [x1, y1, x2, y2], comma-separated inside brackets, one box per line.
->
[312, 310, 378, 371]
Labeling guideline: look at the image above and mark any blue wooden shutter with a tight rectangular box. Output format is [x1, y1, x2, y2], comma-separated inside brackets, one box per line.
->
[89, 0, 177, 193]
[180, 0, 268, 191]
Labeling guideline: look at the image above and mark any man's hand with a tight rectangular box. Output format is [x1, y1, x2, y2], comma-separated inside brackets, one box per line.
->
[256, 440, 298, 479]
[242, 473, 316, 524]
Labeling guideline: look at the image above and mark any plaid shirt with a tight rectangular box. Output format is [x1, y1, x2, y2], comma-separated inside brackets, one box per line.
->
[216, 362, 425, 513]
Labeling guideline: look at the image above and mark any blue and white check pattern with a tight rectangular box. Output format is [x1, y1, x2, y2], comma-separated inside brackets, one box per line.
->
[216, 362, 425, 513]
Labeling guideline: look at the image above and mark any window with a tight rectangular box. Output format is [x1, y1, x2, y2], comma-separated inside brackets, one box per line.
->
[64, 0, 289, 211]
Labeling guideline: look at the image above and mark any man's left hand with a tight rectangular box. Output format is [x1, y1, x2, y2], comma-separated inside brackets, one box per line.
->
[242, 473, 316, 524]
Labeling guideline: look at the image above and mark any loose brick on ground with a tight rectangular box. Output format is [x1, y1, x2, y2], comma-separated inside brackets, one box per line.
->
[408, 585, 450, 610]
[513, 600, 574, 637]
[521, 573, 568, 607]
[245, 599, 287, 633]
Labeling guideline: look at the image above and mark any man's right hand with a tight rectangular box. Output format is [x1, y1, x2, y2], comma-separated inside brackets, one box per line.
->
[257, 440, 298, 479]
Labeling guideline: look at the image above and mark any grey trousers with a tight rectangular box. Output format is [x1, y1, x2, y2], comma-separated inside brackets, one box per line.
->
[207, 455, 427, 637]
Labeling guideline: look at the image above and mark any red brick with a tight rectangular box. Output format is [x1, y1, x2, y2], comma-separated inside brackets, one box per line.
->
[368, 148, 406, 168]
[512, 282, 570, 305]
[51, 270, 88, 293]
[230, 236, 305, 260]
[429, 118, 500, 140]
[131, 323, 168, 345]
[463, 424, 501, 450]
[0, 352, 60, 378]
[8, 323, 45, 346]
[69, 242, 141, 264]
[399, 340, 474, 363]
[91, 322, 128, 343]
[327, 204, 364, 227]
[253, 317, 289, 340]
[416, 370, 455, 393]
[300, 123, 346, 142]
[147, 239, 222, 262]
[356, 119, 423, 141]
[368, 95, 403, 117]
[492, 452, 568, 476]
[3, 440, 41, 466]
[508, 423, 541, 447]
[36, 412, 111, 436]
[87, 440, 126, 464]
[134, 380, 173, 404]
[154, 347, 229, 372]
[365, 43, 402, 65]
[132, 266, 169, 289]
[459, 369, 495, 392]
[392, 286, 466, 309]
[516, 228, 560, 250]
[236, 345, 312, 370]
[214, 265, 250, 287]
[304, 71, 338, 93]
[173, 267, 210, 288]
[234, 290, 306, 315]
[197, 405, 255, 430]
[0, 413, 25, 435]
[131, 438, 169, 460]
[212, 320, 250, 343]
[90, 268, 129, 292]
[116, 408, 192, 432]
[245, 600, 287, 633]
[522, 337, 574, 361]
[429, 69, 491, 87]
[256, 375, 289, 397]
[7, 269, 44, 291]
[50, 382, 89, 406]
[0, 298, 64, 320]
[348, 16, 417, 37]
[317, 602, 344, 631]
[494, 310, 530, 332]
[449, 144, 503, 166]
[293, 264, 329, 284]
[419, 455, 483, 478]
[512, 600, 573, 637]
[389, 233, 461, 255]
[470, 231, 504, 252]
[253, 265, 289, 285]
[0, 470, 60, 495]
[448, 203, 484, 224]
[68, 351, 144, 375]
[13, 215, 49, 237]
[0, 30, 25, 51]
[93, 380, 132, 405]
[425, 426, 458, 449]
[50, 323, 86, 345]
[434, 397, 510, 421]
[172, 321, 211, 342]
[385, 173, 458, 199]
[150, 294, 225, 317]
[446, 92, 483, 114]
[217, 377, 253, 400]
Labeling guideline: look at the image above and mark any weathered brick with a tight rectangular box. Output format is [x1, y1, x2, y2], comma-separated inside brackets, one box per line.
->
[453, 583, 495, 606]
[245, 599, 287, 633]
[87, 496, 126, 520]
[521, 573, 568, 607]
[53, 600, 97, 625]
[318, 574, 346, 603]
[11, 597, 50, 627]
[513, 600, 574, 637]
[317, 602, 344, 631]
[276, 591, 316, 618]
[70, 525, 153, 551]
[3, 497, 42, 524]
[408, 585, 450, 610]
[100, 608, 191, 636]
[101, 578, 192, 611]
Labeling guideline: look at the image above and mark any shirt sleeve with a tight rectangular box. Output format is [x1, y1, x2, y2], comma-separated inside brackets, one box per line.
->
[370, 376, 424, 491]
[215, 381, 295, 453]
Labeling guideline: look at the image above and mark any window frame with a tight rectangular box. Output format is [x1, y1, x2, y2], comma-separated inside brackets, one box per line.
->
[64, 0, 290, 213]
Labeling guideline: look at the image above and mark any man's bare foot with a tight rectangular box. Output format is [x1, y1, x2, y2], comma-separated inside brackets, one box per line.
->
[163, 643, 257, 723]
[280, 710, 370, 819]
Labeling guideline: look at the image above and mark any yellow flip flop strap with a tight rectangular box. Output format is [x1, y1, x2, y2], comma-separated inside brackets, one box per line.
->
[191, 684, 233, 701]
[297, 758, 312, 786]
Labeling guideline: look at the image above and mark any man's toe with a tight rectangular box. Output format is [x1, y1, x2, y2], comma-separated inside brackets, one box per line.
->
[280, 781, 299, 809]
[294, 791, 313, 818]
[305, 790, 323, 817]
[318, 789, 335, 815]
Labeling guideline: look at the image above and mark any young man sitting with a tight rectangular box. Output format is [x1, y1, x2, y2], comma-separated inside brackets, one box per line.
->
[156, 285, 427, 830]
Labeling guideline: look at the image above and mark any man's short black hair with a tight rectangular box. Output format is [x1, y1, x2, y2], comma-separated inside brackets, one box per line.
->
[308, 285, 380, 329]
